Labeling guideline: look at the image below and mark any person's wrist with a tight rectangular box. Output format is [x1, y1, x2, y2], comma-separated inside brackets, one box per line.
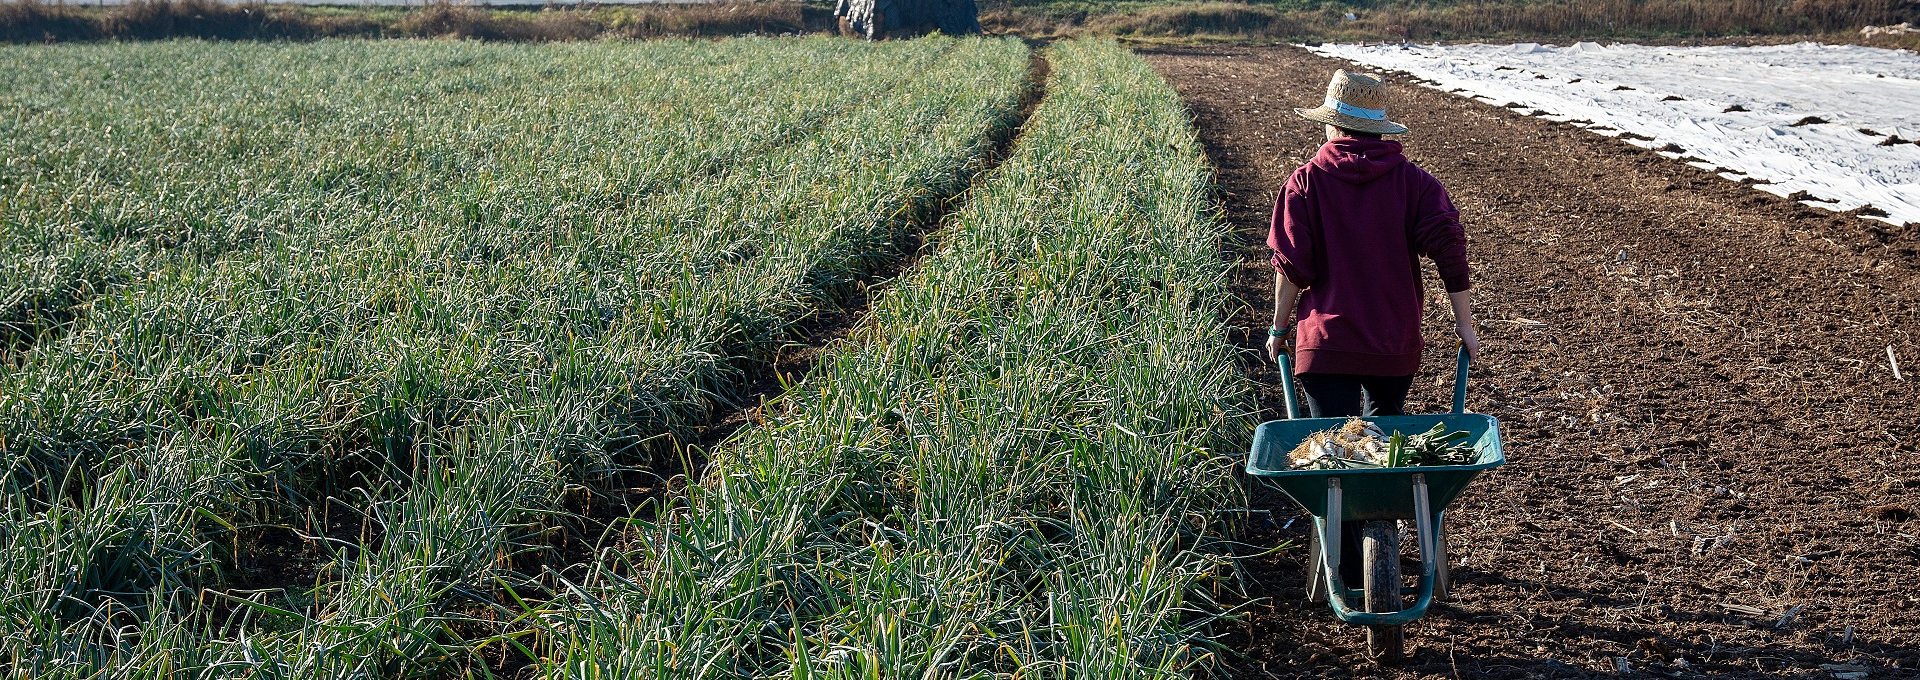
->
[1269, 324, 1292, 337]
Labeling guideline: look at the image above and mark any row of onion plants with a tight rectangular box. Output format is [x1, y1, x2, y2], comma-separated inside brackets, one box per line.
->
[1, 36, 1032, 677]
[528, 38, 1252, 678]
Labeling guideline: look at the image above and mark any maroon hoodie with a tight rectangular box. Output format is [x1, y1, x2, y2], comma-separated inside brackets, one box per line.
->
[1269, 137, 1471, 376]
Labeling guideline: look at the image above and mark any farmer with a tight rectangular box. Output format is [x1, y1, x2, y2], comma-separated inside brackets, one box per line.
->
[1267, 69, 1481, 587]
[1265, 69, 1479, 420]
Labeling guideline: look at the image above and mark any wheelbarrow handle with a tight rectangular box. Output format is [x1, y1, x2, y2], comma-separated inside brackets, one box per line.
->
[1452, 343, 1469, 415]
[1276, 348, 1302, 420]
[1277, 343, 1471, 419]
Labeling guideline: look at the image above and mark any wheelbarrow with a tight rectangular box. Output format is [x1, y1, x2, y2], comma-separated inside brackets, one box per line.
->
[1245, 346, 1506, 663]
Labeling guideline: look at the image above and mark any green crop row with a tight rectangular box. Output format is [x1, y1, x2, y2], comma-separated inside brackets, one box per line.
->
[523, 38, 1253, 678]
[1, 38, 901, 354]
[1, 36, 1033, 677]
[1, 37, 1016, 473]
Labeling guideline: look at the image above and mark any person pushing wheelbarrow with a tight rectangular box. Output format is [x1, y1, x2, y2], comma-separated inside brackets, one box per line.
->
[1266, 69, 1480, 399]
[1264, 70, 1482, 599]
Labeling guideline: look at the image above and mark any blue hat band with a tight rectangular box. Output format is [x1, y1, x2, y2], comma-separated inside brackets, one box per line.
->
[1326, 97, 1387, 121]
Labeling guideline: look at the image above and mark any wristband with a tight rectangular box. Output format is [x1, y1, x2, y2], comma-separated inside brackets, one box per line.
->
[1268, 325, 1292, 337]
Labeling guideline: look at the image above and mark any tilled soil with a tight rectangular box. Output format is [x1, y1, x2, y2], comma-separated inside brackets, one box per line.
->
[1143, 45, 1920, 679]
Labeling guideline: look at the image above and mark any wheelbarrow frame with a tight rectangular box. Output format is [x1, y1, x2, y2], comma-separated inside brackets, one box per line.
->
[1245, 347, 1506, 629]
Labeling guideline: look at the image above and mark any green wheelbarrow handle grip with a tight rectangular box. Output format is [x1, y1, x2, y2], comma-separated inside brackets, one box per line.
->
[1276, 349, 1301, 420]
[1453, 343, 1469, 414]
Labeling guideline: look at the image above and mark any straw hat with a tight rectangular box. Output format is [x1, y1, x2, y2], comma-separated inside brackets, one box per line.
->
[1294, 69, 1408, 135]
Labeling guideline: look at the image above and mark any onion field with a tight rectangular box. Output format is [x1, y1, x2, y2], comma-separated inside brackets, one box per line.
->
[1, 36, 1037, 676]
[1, 36, 1254, 678]
[527, 39, 1250, 677]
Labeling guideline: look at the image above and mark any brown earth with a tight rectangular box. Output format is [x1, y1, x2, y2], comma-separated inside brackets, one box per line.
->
[1142, 45, 1920, 679]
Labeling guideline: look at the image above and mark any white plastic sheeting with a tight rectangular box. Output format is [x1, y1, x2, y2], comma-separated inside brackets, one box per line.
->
[1308, 41, 1920, 225]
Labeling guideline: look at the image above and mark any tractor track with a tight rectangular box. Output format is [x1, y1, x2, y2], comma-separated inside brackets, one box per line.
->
[682, 46, 1052, 458]
[1143, 44, 1919, 679]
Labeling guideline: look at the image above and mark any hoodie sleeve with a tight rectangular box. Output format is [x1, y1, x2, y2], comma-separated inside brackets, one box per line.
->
[1269, 170, 1318, 288]
[1412, 174, 1472, 293]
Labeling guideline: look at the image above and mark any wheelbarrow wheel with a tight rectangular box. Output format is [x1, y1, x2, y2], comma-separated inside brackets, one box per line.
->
[1363, 520, 1405, 664]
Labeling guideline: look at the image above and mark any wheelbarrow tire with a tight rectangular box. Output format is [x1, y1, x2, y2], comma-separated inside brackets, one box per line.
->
[1306, 529, 1327, 603]
[1363, 520, 1405, 664]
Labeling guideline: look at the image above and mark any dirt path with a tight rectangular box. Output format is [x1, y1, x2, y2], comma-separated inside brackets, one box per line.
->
[1143, 45, 1920, 679]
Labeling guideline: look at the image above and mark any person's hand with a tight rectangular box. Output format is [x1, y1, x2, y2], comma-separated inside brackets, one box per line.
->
[1456, 322, 1481, 364]
[1266, 326, 1291, 364]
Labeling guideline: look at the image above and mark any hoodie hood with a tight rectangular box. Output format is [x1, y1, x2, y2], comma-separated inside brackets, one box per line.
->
[1310, 137, 1406, 184]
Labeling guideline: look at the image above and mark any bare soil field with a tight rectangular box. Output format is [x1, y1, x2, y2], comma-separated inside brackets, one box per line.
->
[1144, 45, 1920, 679]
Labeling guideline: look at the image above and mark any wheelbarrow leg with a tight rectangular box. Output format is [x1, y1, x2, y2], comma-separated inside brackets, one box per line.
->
[1306, 528, 1327, 603]
[1320, 478, 1343, 605]
[1435, 510, 1452, 602]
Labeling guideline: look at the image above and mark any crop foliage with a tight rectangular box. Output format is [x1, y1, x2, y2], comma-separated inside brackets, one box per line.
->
[528, 38, 1252, 678]
[0, 35, 1031, 677]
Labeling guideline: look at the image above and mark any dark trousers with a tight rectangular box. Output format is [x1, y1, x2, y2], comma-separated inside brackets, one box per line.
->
[1296, 372, 1416, 584]
[1295, 372, 1415, 418]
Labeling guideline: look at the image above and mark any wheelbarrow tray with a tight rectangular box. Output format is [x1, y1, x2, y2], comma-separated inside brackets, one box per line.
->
[1246, 413, 1504, 520]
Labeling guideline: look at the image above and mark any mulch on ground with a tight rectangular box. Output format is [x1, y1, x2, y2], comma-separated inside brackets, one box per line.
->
[1142, 44, 1920, 679]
